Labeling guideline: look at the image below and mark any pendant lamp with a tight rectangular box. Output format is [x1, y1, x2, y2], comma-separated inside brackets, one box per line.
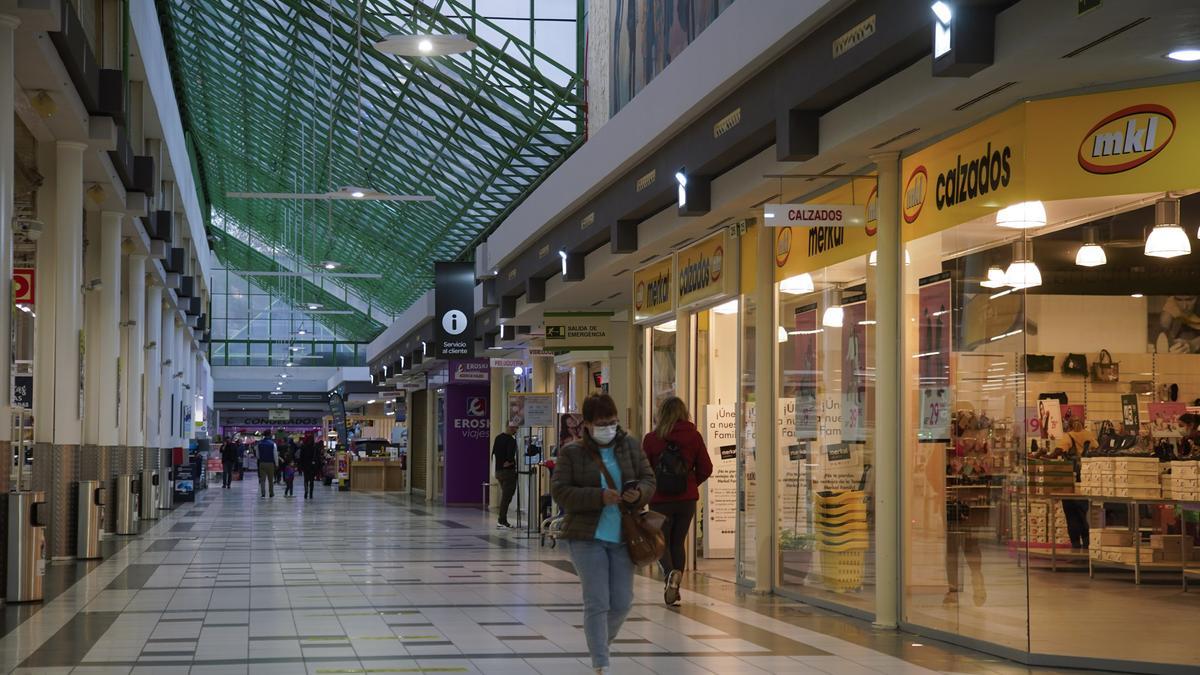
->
[995, 200, 1047, 229]
[822, 305, 844, 327]
[779, 273, 815, 295]
[980, 265, 1007, 288]
[1145, 198, 1190, 258]
[1075, 226, 1107, 267]
[1004, 240, 1042, 290]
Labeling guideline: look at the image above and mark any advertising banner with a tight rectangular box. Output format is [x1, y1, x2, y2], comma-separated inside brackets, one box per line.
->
[1037, 398, 1065, 440]
[840, 295, 868, 443]
[704, 404, 737, 557]
[520, 394, 556, 427]
[793, 304, 819, 442]
[268, 409, 290, 422]
[434, 261, 475, 359]
[543, 312, 613, 351]
[1121, 394, 1141, 433]
[918, 274, 952, 442]
[444, 385, 490, 504]
[632, 257, 673, 322]
[676, 232, 733, 309]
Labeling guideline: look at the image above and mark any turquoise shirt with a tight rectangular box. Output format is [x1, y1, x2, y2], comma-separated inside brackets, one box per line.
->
[595, 445, 623, 543]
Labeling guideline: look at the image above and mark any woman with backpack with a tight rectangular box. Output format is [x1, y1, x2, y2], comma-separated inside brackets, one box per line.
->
[642, 396, 713, 606]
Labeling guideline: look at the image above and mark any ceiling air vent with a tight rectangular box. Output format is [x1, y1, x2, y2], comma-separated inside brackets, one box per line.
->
[807, 163, 845, 182]
[611, 268, 629, 277]
[670, 238, 693, 250]
[1062, 17, 1150, 59]
[954, 81, 1018, 111]
[607, 292, 622, 299]
[870, 128, 920, 150]
[638, 254, 658, 264]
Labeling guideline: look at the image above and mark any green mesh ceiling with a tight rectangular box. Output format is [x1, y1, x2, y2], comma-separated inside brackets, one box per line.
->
[159, 0, 584, 338]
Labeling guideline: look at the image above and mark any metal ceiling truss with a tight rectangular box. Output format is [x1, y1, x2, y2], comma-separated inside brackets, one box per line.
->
[158, 0, 583, 336]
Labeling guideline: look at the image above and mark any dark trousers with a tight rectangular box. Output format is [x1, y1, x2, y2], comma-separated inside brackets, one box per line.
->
[497, 469, 518, 524]
[304, 470, 317, 498]
[284, 477, 295, 496]
[222, 460, 236, 487]
[655, 500, 696, 574]
[1062, 499, 1091, 549]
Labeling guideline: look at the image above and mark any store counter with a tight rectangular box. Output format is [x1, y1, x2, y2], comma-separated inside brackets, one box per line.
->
[349, 459, 406, 492]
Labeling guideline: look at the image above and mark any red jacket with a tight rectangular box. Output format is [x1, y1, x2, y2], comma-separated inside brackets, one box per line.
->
[642, 420, 714, 503]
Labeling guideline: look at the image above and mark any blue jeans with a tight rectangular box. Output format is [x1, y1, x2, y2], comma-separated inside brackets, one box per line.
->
[567, 538, 634, 669]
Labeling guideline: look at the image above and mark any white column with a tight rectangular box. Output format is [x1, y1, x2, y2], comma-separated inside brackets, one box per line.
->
[124, 255, 147, 449]
[144, 285, 162, 448]
[94, 211, 122, 447]
[0, 15, 17, 446]
[32, 144, 57, 445]
[871, 151, 902, 628]
[159, 307, 173, 447]
[53, 141, 86, 446]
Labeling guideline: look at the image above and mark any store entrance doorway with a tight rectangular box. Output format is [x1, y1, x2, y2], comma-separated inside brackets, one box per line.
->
[690, 304, 740, 583]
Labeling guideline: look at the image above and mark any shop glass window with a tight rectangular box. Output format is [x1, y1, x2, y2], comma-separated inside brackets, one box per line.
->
[649, 321, 677, 416]
[775, 257, 876, 614]
[738, 292, 757, 586]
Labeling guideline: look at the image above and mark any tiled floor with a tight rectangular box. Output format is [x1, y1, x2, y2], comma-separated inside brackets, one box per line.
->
[1, 481, 1103, 674]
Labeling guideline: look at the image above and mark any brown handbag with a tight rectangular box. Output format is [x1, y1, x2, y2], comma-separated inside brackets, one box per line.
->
[1091, 349, 1119, 383]
[590, 447, 665, 567]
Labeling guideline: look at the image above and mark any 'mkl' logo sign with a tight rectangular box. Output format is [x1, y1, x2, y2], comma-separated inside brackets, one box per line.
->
[902, 166, 927, 224]
[466, 397, 487, 417]
[1078, 104, 1175, 175]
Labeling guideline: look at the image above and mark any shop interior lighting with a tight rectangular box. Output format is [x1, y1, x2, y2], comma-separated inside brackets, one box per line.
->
[367, 399, 376, 404]
[512, 366, 524, 376]
[297, 328, 307, 335]
[995, 200, 1047, 229]
[1132, 293, 1145, 298]
[1145, 198, 1190, 258]
[1167, 49, 1200, 62]
[777, 326, 789, 343]
[374, 34, 477, 56]
[868, 249, 911, 266]
[713, 299, 739, 315]
[822, 305, 845, 328]
[286, 361, 294, 367]
[1004, 241, 1042, 289]
[980, 265, 1007, 289]
[1075, 227, 1107, 267]
[653, 320, 677, 333]
[779, 273, 815, 295]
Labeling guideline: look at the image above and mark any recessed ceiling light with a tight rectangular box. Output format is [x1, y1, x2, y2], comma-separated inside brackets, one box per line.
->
[375, 34, 476, 57]
[307, 303, 322, 310]
[1167, 49, 1200, 62]
[298, 329, 307, 335]
[322, 261, 339, 270]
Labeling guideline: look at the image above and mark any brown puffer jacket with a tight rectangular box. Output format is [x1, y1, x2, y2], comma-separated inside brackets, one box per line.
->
[551, 432, 656, 541]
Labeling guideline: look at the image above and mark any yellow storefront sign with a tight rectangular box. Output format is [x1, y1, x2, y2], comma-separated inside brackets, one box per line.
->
[900, 81, 1200, 241]
[632, 256, 673, 322]
[900, 105, 1027, 241]
[1027, 81, 1200, 199]
[774, 175, 878, 281]
[677, 232, 734, 309]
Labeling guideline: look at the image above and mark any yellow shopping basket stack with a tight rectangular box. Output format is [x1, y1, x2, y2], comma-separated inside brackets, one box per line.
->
[814, 490, 869, 592]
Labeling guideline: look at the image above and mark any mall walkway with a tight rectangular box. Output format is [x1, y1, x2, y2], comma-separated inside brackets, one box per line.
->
[0, 484, 1100, 675]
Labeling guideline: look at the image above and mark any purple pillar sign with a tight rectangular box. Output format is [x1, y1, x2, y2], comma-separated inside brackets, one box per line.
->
[443, 360, 491, 504]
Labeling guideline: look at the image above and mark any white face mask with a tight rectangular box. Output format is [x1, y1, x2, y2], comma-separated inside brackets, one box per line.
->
[591, 424, 618, 445]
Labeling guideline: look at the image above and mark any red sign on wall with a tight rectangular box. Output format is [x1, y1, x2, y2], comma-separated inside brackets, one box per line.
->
[13, 268, 34, 305]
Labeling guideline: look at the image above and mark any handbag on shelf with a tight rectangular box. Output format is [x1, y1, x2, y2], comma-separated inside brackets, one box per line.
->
[1062, 353, 1088, 377]
[1091, 349, 1120, 383]
[1024, 354, 1054, 373]
[590, 448, 665, 567]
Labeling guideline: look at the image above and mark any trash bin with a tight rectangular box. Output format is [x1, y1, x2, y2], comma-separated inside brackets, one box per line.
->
[76, 480, 104, 560]
[139, 469, 158, 521]
[158, 467, 174, 510]
[6, 491, 47, 602]
[114, 474, 139, 535]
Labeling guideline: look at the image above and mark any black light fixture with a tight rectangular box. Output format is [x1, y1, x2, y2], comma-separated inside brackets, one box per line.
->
[676, 167, 711, 217]
[931, 1, 996, 78]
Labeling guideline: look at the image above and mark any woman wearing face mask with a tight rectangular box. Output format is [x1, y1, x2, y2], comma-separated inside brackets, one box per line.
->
[551, 393, 656, 675]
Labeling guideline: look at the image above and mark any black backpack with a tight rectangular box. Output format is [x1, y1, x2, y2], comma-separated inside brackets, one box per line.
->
[654, 441, 690, 496]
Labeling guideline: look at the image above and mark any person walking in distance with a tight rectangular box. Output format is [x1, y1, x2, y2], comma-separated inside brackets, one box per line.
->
[642, 396, 713, 606]
[298, 433, 321, 500]
[551, 394, 656, 675]
[256, 432, 280, 498]
[492, 423, 519, 528]
[220, 435, 240, 489]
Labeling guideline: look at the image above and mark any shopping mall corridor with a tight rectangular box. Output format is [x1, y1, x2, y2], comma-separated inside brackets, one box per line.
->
[0, 483, 1099, 675]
